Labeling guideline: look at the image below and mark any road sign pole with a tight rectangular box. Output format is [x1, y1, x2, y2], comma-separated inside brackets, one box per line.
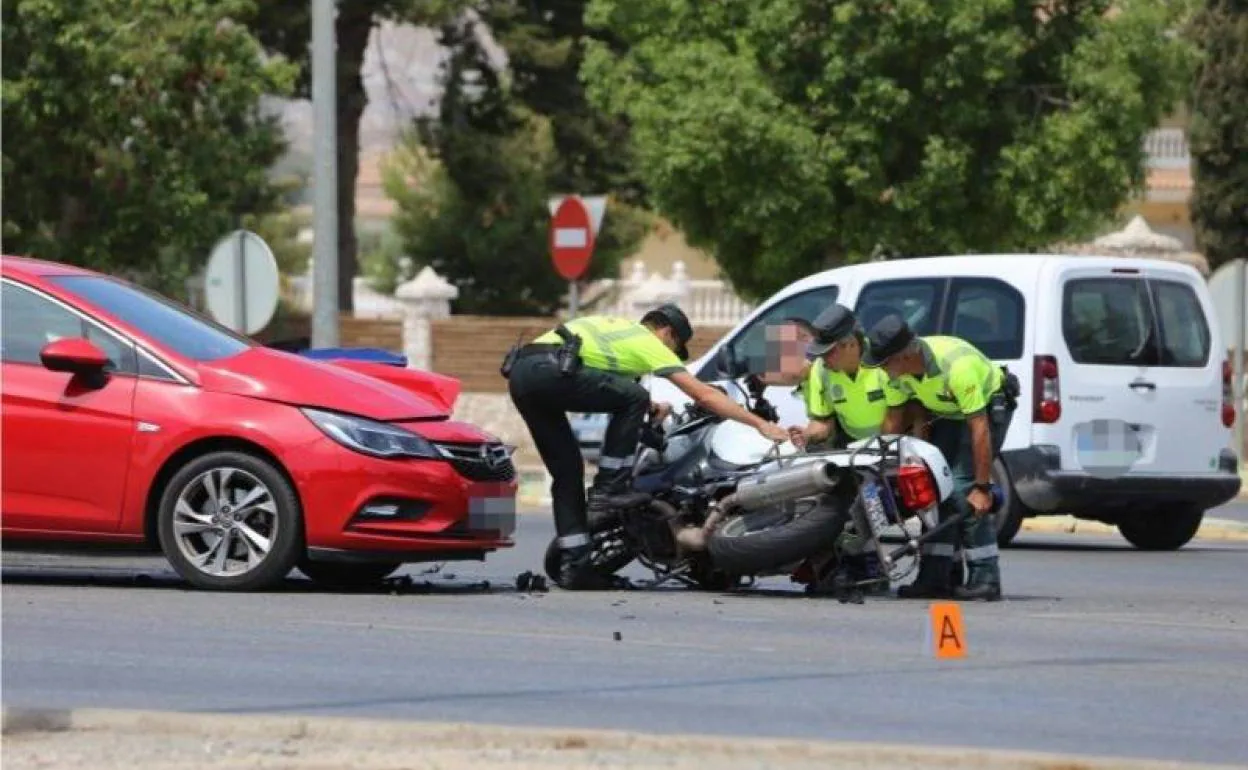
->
[236, 229, 248, 333]
[310, 0, 339, 348]
[569, 280, 579, 319]
[1236, 259, 1245, 463]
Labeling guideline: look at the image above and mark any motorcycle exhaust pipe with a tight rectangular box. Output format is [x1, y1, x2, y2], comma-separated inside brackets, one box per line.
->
[676, 462, 842, 552]
[732, 461, 841, 511]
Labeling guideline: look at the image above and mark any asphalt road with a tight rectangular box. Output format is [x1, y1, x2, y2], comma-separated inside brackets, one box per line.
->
[1210, 499, 1248, 525]
[3, 517, 1247, 767]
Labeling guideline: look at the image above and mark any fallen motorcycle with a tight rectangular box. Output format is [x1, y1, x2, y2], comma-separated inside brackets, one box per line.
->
[542, 362, 964, 596]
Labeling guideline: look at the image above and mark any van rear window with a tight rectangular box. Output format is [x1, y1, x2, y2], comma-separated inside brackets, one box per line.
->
[1061, 278, 1209, 367]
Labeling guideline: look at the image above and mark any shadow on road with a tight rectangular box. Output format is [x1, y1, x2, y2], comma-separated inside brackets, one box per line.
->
[0, 568, 519, 597]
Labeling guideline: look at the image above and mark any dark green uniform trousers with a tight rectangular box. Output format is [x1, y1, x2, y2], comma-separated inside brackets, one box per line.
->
[915, 393, 1014, 588]
[507, 350, 649, 549]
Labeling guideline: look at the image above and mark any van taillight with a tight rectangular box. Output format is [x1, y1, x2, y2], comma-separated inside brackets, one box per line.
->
[897, 463, 938, 511]
[1222, 359, 1235, 428]
[1033, 355, 1061, 424]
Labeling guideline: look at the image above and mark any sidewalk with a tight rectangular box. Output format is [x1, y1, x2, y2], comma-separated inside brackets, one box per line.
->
[2, 708, 1226, 770]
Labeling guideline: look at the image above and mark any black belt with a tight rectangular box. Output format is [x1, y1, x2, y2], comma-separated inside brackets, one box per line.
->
[516, 343, 561, 359]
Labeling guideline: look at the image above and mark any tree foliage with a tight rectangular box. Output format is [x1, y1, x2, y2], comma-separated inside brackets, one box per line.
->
[385, 12, 650, 316]
[2, 0, 296, 296]
[582, 0, 1197, 300]
[1188, 0, 1248, 271]
[242, 1, 463, 311]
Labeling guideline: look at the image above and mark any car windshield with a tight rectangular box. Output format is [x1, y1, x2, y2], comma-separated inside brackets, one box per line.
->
[49, 275, 254, 363]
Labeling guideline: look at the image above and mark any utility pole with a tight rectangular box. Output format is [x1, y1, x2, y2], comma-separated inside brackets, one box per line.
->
[310, 0, 340, 347]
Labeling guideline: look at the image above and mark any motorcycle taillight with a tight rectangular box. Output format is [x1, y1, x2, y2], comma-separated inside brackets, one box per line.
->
[896, 463, 938, 511]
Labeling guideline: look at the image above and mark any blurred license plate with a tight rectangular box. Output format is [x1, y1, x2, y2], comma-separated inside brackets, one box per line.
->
[468, 482, 517, 537]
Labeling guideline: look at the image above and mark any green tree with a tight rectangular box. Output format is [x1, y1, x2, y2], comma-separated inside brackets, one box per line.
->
[582, 0, 1198, 300]
[242, 0, 463, 312]
[1188, 0, 1248, 271]
[2, 0, 297, 297]
[385, 13, 650, 315]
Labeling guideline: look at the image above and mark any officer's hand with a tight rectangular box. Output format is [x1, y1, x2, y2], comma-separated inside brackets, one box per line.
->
[967, 487, 993, 517]
[649, 401, 673, 423]
[758, 422, 790, 443]
[787, 426, 807, 449]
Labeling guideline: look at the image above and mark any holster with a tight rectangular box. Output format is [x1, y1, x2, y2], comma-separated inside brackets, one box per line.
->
[997, 366, 1021, 412]
[499, 333, 524, 379]
[552, 324, 583, 377]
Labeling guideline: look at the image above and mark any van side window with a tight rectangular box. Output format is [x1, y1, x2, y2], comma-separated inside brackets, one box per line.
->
[1062, 278, 1153, 365]
[854, 279, 943, 336]
[1152, 280, 1210, 367]
[701, 286, 839, 380]
[946, 278, 1025, 360]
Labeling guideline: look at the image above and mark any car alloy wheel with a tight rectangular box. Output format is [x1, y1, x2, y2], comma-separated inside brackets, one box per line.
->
[173, 466, 279, 577]
[157, 450, 303, 591]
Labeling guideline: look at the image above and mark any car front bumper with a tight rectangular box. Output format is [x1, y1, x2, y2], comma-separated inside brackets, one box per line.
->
[1002, 445, 1242, 518]
[292, 434, 518, 562]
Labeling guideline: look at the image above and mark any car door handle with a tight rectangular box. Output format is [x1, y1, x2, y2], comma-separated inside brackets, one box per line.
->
[1129, 381, 1156, 391]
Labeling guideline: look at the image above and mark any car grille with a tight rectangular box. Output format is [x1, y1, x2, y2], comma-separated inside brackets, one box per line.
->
[436, 442, 517, 482]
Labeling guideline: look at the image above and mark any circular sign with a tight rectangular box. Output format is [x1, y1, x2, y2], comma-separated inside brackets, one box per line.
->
[204, 229, 280, 335]
[549, 196, 595, 280]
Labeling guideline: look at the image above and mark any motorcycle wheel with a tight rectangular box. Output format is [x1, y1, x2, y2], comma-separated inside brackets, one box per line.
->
[706, 494, 851, 577]
[542, 511, 635, 585]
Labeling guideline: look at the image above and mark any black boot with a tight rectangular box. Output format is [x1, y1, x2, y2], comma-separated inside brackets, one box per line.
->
[856, 552, 890, 596]
[953, 561, 1001, 602]
[558, 545, 626, 591]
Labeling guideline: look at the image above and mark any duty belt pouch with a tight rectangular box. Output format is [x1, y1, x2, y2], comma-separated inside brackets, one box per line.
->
[553, 324, 583, 377]
[499, 333, 524, 379]
[998, 366, 1021, 412]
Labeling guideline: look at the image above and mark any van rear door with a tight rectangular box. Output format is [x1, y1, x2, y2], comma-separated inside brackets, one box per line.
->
[1045, 263, 1223, 478]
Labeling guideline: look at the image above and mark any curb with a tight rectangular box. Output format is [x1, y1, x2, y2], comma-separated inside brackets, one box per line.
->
[1020, 515, 1248, 542]
[1, 707, 1232, 770]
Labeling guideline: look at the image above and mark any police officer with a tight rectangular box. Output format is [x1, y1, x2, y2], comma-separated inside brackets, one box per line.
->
[789, 304, 917, 594]
[863, 315, 1018, 601]
[505, 304, 791, 590]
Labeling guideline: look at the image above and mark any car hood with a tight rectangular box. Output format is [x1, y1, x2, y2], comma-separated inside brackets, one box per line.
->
[197, 348, 457, 421]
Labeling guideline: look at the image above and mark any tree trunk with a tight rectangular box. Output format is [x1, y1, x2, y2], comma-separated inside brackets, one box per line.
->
[334, 7, 373, 314]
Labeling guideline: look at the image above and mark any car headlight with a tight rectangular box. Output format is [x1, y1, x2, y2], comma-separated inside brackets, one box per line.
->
[302, 408, 442, 460]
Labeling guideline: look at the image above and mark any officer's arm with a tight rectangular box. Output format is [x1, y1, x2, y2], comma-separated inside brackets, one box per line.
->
[879, 376, 909, 434]
[667, 371, 776, 432]
[968, 413, 992, 485]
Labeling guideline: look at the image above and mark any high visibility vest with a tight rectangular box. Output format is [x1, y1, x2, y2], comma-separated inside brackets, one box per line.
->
[534, 315, 684, 378]
[888, 336, 1002, 419]
[803, 359, 906, 440]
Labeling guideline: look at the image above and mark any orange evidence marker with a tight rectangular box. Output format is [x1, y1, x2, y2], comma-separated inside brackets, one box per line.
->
[930, 602, 967, 659]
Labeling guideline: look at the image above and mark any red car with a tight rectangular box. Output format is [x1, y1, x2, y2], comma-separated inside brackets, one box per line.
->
[1, 255, 517, 591]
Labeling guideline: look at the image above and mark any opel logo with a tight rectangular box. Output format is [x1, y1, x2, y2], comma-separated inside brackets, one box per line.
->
[480, 444, 509, 469]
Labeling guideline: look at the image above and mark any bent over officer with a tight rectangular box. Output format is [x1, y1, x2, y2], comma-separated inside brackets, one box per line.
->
[504, 304, 790, 590]
[864, 315, 1018, 601]
[789, 304, 922, 593]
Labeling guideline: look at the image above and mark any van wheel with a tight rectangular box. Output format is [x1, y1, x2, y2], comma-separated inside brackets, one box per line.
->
[1117, 506, 1204, 551]
[990, 458, 1024, 548]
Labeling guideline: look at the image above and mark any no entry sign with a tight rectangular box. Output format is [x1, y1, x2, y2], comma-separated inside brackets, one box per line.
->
[548, 195, 603, 281]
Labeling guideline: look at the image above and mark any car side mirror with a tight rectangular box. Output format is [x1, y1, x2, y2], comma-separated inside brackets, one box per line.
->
[715, 346, 749, 379]
[40, 337, 110, 376]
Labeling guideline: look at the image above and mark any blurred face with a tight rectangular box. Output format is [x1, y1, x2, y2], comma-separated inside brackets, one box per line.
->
[653, 325, 680, 354]
[821, 334, 861, 373]
[765, 322, 812, 378]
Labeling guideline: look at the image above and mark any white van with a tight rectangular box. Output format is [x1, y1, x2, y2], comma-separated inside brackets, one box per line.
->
[646, 254, 1241, 550]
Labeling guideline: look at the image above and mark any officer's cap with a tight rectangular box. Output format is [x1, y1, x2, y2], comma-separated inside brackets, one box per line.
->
[861, 314, 915, 366]
[805, 303, 859, 360]
[648, 303, 693, 361]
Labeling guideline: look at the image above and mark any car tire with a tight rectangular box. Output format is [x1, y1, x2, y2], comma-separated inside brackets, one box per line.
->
[1117, 506, 1204, 551]
[297, 559, 402, 591]
[157, 450, 303, 591]
[991, 458, 1025, 548]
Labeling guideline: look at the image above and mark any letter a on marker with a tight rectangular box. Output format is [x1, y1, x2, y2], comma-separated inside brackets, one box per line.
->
[930, 602, 966, 659]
